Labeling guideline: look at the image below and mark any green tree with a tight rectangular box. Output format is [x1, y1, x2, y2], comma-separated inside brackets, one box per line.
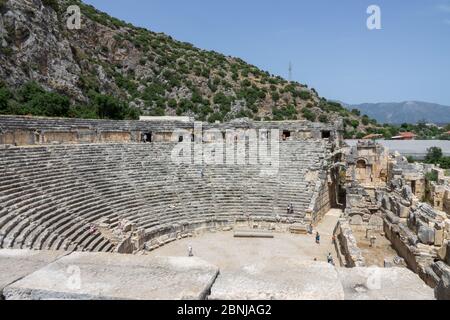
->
[318, 114, 329, 123]
[301, 108, 316, 122]
[362, 115, 370, 126]
[350, 120, 360, 129]
[0, 86, 12, 112]
[93, 94, 129, 120]
[425, 147, 443, 164]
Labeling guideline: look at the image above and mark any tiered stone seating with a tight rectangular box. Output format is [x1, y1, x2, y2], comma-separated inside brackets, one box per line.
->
[0, 141, 329, 252]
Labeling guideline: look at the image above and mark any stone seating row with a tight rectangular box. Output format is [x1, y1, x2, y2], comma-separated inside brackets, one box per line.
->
[0, 141, 328, 251]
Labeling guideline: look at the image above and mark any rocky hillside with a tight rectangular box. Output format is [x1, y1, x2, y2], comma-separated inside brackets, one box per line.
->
[0, 0, 379, 134]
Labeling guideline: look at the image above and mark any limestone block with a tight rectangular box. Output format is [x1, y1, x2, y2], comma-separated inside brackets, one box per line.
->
[435, 267, 450, 300]
[368, 215, 383, 227]
[338, 267, 434, 300]
[437, 241, 448, 261]
[435, 224, 445, 247]
[210, 261, 344, 300]
[350, 215, 363, 225]
[435, 229, 445, 247]
[0, 250, 67, 296]
[418, 225, 435, 245]
[382, 196, 391, 211]
[398, 203, 410, 219]
[445, 220, 450, 233]
[3, 253, 219, 300]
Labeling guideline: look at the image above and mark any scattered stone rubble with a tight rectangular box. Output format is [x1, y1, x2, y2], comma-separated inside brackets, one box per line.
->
[341, 141, 450, 299]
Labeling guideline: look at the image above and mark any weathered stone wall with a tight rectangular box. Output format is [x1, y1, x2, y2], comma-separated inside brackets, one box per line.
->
[334, 219, 366, 267]
[42, 131, 78, 144]
[100, 131, 133, 143]
[378, 182, 449, 287]
[346, 141, 389, 188]
[444, 189, 450, 215]
[0, 115, 343, 146]
[309, 175, 333, 225]
[0, 129, 36, 145]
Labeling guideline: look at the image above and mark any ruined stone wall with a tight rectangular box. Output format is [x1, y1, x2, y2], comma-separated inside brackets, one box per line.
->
[334, 219, 366, 267]
[42, 131, 79, 144]
[100, 132, 133, 143]
[444, 189, 450, 215]
[0, 115, 343, 146]
[0, 129, 36, 145]
[308, 171, 334, 225]
[346, 141, 389, 189]
[377, 181, 450, 287]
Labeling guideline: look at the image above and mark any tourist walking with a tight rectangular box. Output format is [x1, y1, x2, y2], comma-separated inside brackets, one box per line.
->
[315, 232, 321, 244]
[327, 253, 335, 266]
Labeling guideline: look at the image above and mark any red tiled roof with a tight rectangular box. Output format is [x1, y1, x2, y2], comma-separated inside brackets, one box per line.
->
[399, 132, 417, 138]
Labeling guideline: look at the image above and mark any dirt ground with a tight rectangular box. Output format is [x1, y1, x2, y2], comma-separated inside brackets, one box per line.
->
[351, 228, 403, 267]
[146, 209, 343, 272]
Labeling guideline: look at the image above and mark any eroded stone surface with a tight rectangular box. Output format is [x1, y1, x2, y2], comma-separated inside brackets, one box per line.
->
[337, 267, 435, 300]
[3, 253, 219, 300]
[0, 249, 66, 296]
[209, 260, 344, 300]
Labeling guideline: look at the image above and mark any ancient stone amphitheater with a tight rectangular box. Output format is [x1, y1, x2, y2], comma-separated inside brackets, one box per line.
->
[0, 115, 439, 300]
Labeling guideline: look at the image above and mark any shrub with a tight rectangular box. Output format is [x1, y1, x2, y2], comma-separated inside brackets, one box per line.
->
[318, 114, 329, 123]
[362, 115, 370, 126]
[425, 171, 438, 182]
[213, 92, 230, 106]
[42, 0, 59, 12]
[93, 94, 131, 120]
[25, 91, 71, 117]
[241, 79, 251, 87]
[0, 86, 12, 112]
[68, 104, 99, 119]
[271, 92, 280, 102]
[406, 156, 416, 164]
[425, 147, 443, 164]
[350, 120, 360, 129]
[191, 90, 203, 104]
[298, 91, 311, 100]
[168, 99, 177, 109]
[302, 108, 316, 122]
[208, 112, 223, 123]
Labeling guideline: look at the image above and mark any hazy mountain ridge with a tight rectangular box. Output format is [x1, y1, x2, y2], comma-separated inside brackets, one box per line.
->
[345, 101, 450, 125]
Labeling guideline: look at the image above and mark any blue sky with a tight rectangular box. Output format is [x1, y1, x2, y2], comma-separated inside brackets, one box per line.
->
[83, 0, 450, 106]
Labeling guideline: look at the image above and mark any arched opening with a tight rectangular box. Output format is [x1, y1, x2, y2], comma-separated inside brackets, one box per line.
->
[356, 160, 367, 169]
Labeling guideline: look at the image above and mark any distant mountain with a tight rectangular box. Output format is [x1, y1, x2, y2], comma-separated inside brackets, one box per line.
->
[343, 101, 450, 125]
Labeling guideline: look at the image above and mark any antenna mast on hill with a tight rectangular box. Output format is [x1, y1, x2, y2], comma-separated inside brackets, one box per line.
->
[288, 62, 293, 82]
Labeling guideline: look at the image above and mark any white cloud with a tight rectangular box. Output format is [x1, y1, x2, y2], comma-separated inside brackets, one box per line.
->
[437, 4, 450, 13]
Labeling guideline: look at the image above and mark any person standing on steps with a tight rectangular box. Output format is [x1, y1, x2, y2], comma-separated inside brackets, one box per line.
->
[188, 245, 194, 257]
[316, 232, 321, 244]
